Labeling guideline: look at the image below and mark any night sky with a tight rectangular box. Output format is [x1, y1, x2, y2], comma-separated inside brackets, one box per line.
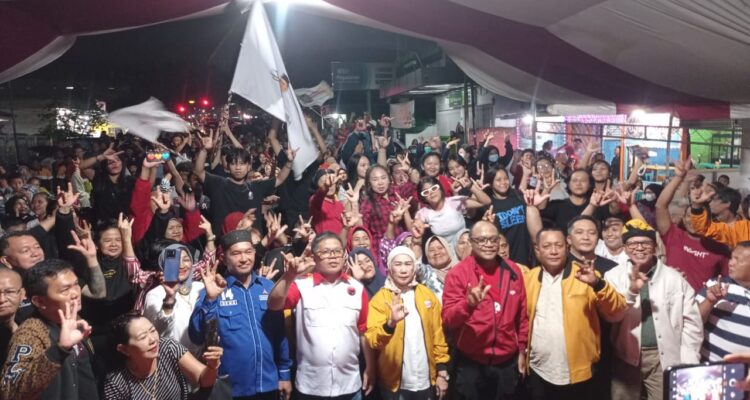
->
[16, 4, 434, 110]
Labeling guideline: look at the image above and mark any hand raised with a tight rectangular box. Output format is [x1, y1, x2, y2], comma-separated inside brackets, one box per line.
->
[466, 275, 491, 308]
[705, 276, 729, 304]
[387, 293, 408, 328]
[201, 259, 227, 301]
[57, 301, 91, 351]
[574, 260, 599, 287]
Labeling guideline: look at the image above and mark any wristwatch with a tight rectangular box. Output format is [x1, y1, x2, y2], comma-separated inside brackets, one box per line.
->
[437, 373, 449, 382]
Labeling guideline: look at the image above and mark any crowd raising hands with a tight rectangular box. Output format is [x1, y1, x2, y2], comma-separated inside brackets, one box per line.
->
[0, 112, 748, 400]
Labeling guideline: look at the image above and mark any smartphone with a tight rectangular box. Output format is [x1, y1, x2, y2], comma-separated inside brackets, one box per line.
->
[528, 176, 538, 189]
[146, 150, 170, 162]
[634, 190, 644, 202]
[664, 362, 746, 400]
[163, 249, 180, 283]
[205, 318, 219, 347]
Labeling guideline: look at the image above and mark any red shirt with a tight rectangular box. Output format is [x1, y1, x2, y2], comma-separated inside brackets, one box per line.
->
[309, 191, 344, 234]
[661, 224, 729, 291]
[442, 255, 529, 364]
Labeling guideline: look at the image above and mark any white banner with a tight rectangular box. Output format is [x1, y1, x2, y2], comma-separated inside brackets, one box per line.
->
[295, 81, 334, 108]
[390, 100, 415, 129]
[229, 1, 317, 180]
[109, 97, 189, 143]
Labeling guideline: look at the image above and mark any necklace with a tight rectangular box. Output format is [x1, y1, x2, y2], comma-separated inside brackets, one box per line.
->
[178, 284, 191, 296]
[134, 366, 159, 400]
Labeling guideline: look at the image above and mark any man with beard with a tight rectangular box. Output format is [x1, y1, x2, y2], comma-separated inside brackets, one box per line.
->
[195, 128, 295, 232]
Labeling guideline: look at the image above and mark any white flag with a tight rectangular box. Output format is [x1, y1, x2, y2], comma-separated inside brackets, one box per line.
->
[295, 81, 334, 108]
[230, 1, 317, 180]
[109, 97, 189, 143]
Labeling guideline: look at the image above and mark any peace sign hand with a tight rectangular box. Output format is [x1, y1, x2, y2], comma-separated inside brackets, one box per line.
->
[574, 260, 600, 287]
[628, 265, 648, 294]
[387, 293, 409, 328]
[293, 215, 314, 240]
[466, 275, 491, 308]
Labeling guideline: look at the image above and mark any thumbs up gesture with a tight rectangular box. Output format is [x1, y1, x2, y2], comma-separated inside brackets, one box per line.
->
[467, 275, 491, 308]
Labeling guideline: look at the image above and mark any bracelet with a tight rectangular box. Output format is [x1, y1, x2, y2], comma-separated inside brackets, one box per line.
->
[206, 235, 216, 242]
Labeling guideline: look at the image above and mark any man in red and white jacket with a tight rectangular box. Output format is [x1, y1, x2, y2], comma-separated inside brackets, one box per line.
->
[442, 221, 529, 400]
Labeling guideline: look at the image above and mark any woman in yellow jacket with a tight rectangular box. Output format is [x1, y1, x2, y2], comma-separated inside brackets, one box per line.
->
[366, 246, 451, 400]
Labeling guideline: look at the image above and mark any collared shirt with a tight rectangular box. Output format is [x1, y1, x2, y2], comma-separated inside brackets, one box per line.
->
[697, 277, 750, 361]
[284, 272, 368, 397]
[604, 259, 703, 369]
[189, 274, 291, 397]
[529, 270, 571, 385]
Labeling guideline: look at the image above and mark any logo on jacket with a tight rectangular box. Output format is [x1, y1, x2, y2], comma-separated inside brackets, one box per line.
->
[494, 302, 502, 313]
[220, 289, 238, 306]
[4, 345, 32, 384]
[424, 300, 433, 309]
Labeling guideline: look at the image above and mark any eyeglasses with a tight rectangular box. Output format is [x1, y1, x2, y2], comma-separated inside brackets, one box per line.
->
[624, 241, 654, 250]
[0, 288, 22, 299]
[420, 184, 441, 197]
[315, 248, 344, 258]
[470, 236, 499, 246]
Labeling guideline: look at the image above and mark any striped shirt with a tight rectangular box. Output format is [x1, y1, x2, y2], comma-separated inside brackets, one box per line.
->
[696, 277, 750, 361]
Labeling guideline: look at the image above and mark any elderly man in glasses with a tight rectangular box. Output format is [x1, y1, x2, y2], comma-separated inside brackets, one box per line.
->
[442, 221, 528, 400]
[603, 219, 702, 400]
[269, 231, 376, 400]
[0, 268, 24, 363]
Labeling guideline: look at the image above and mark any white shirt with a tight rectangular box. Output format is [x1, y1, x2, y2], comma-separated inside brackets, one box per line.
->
[143, 281, 205, 355]
[293, 275, 365, 397]
[529, 270, 571, 385]
[595, 240, 630, 267]
[604, 260, 702, 369]
[415, 196, 467, 246]
[399, 289, 431, 391]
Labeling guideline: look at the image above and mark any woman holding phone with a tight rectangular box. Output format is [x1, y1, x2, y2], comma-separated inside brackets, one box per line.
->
[104, 312, 223, 400]
[143, 221, 216, 354]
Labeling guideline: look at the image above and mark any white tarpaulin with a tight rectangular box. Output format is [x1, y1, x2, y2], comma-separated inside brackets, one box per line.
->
[390, 100, 415, 129]
[229, 1, 318, 180]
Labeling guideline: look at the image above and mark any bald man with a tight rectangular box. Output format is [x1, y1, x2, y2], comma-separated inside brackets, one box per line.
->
[0, 268, 24, 363]
[442, 221, 529, 400]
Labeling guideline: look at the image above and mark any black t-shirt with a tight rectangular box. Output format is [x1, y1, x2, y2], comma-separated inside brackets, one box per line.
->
[203, 172, 276, 232]
[81, 256, 135, 332]
[489, 193, 532, 266]
[277, 161, 317, 212]
[541, 198, 611, 231]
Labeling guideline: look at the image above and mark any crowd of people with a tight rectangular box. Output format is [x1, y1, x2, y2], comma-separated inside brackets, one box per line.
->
[0, 110, 748, 400]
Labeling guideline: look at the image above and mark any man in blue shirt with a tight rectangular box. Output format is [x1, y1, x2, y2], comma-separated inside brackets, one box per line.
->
[190, 230, 292, 400]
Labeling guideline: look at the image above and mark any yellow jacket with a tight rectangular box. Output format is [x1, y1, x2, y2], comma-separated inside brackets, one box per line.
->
[524, 262, 628, 384]
[365, 284, 450, 392]
[690, 208, 749, 249]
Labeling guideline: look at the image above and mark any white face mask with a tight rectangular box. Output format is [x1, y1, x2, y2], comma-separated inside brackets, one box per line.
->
[643, 193, 656, 202]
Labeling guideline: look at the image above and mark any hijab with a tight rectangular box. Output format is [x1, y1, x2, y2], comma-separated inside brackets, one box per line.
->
[424, 235, 459, 283]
